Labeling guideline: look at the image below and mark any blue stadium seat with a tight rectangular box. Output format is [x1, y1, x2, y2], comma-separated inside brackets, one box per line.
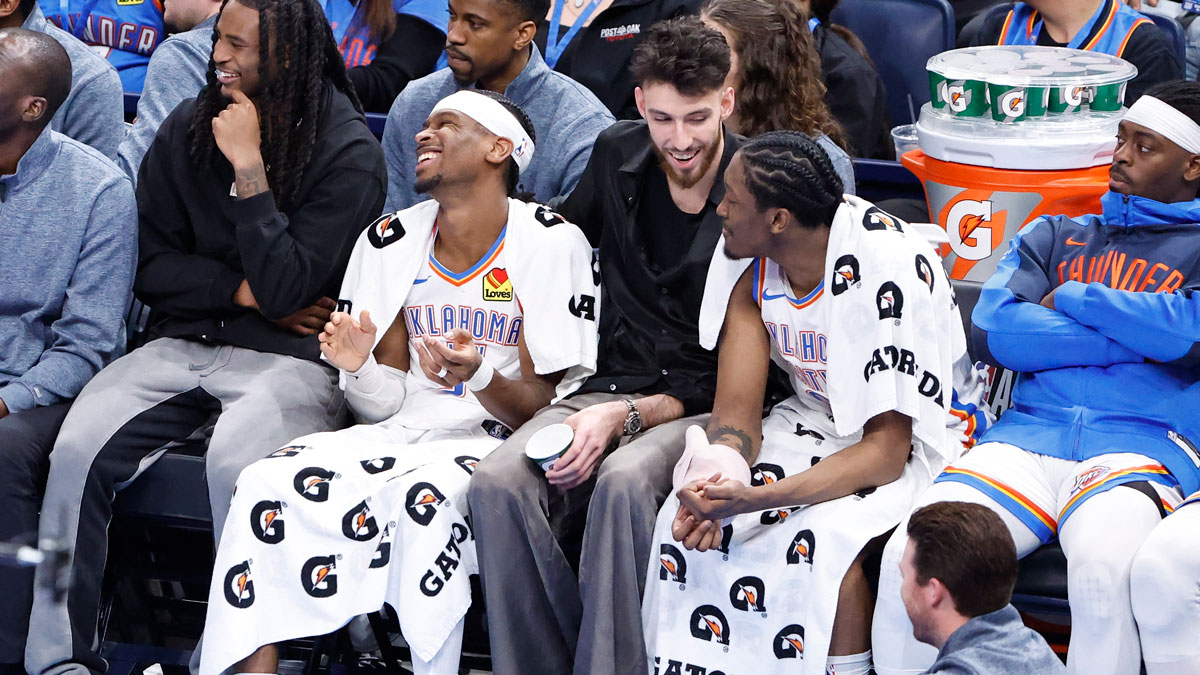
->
[829, 0, 956, 127]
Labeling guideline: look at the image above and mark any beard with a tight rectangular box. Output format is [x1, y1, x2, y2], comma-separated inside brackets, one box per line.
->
[653, 126, 723, 190]
[414, 173, 443, 194]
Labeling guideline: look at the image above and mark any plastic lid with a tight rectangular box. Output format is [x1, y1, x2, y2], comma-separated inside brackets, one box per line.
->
[928, 46, 1136, 87]
[916, 102, 1120, 169]
[525, 423, 574, 461]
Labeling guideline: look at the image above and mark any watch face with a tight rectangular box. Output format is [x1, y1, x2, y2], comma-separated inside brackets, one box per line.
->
[626, 416, 643, 435]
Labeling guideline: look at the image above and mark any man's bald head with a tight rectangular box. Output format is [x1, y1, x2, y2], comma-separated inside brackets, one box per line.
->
[0, 27, 71, 126]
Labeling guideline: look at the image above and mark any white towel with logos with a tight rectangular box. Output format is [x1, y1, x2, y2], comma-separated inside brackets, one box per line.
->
[336, 198, 600, 401]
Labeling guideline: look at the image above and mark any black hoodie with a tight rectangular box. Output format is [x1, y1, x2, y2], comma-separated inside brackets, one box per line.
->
[134, 85, 386, 362]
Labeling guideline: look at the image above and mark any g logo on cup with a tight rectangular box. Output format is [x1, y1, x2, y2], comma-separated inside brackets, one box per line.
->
[526, 423, 574, 472]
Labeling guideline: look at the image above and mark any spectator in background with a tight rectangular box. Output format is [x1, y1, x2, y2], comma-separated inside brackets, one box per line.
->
[970, 0, 1181, 103]
[24, 1, 386, 674]
[0, 28, 135, 675]
[533, 0, 697, 118]
[901, 502, 1064, 675]
[799, 0, 891, 158]
[700, 0, 855, 192]
[117, 0, 222, 180]
[383, 0, 612, 212]
[38, 0, 164, 92]
[1, 0, 123, 157]
[323, 0, 448, 112]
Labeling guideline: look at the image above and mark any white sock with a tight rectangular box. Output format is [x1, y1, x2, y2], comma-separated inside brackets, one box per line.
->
[827, 650, 872, 675]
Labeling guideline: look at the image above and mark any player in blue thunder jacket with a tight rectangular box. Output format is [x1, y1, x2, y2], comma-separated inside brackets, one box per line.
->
[873, 80, 1200, 675]
[38, 0, 164, 92]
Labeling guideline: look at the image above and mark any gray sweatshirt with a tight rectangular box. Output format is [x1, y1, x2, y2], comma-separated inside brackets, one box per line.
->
[383, 44, 614, 212]
[0, 128, 137, 413]
[926, 605, 1065, 675]
[24, 5, 125, 159]
[117, 15, 216, 181]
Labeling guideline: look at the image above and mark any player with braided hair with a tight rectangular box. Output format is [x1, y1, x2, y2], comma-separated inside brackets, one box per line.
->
[25, 1, 387, 673]
[646, 130, 987, 675]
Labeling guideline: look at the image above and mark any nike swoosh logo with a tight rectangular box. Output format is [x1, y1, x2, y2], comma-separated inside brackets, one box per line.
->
[761, 291, 787, 301]
[1065, 237, 1086, 246]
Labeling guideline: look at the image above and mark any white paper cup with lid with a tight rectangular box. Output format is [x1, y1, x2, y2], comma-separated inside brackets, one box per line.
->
[526, 423, 575, 472]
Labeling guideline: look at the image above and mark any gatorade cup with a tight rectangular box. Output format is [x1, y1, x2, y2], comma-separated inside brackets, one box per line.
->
[1090, 81, 1128, 112]
[1050, 84, 1090, 113]
[943, 79, 989, 117]
[525, 423, 574, 472]
[989, 84, 1047, 122]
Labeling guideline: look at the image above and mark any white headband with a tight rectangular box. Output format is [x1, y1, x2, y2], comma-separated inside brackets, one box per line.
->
[1124, 95, 1200, 154]
[429, 90, 535, 174]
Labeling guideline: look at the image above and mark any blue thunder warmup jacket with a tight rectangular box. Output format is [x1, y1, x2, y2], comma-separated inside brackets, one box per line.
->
[39, 0, 164, 92]
[973, 191, 1200, 496]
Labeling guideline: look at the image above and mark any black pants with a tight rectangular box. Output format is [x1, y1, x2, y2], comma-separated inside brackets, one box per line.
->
[0, 403, 71, 667]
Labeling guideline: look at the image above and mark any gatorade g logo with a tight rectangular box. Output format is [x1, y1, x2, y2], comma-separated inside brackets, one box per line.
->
[945, 82, 970, 114]
[301, 555, 338, 597]
[366, 213, 404, 248]
[370, 523, 392, 569]
[689, 605, 731, 646]
[223, 561, 255, 608]
[863, 208, 904, 233]
[293, 467, 334, 502]
[717, 523, 734, 555]
[1066, 85, 1087, 107]
[533, 205, 567, 227]
[793, 423, 825, 444]
[660, 543, 687, 583]
[773, 624, 805, 659]
[915, 254, 936, 293]
[830, 254, 860, 296]
[250, 500, 285, 544]
[999, 89, 1025, 118]
[455, 455, 480, 475]
[877, 282, 904, 320]
[729, 576, 766, 612]
[406, 482, 446, 525]
[751, 463, 785, 487]
[947, 200, 994, 261]
[342, 500, 381, 541]
[761, 507, 798, 526]
[360, 457, 396, 474]
[787, 529, 816, 565]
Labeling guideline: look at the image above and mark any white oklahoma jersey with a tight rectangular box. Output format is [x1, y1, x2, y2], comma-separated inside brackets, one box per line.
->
[386, 224, 524, 432]
[752, 257, 833, 422]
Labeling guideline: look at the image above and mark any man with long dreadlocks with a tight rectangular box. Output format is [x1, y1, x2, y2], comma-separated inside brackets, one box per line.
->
[24, 1, 385, 673]
[642, 131, 988, 675]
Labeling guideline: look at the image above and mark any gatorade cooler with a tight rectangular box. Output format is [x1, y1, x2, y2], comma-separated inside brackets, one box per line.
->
[905, 46, 1136, 282]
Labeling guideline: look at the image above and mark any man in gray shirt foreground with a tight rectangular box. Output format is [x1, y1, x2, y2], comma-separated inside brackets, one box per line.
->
[0, 28, 136, 675]
[900, 501, 1065, 675]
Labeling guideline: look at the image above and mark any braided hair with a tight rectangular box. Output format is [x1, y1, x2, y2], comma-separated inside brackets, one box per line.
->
[471, 89, 538, 200]
[188, 0, 362, 212]
[739, 130, 843, 228]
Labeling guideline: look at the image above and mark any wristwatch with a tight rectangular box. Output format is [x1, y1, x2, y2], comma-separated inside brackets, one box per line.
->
[622, 399, 643, 436]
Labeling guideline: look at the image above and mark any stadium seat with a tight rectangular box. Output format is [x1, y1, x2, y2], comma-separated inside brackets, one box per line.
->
[829, 0, 955, 128]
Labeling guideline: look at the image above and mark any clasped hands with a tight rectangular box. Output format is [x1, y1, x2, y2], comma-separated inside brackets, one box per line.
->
[671, 473, 753, 552]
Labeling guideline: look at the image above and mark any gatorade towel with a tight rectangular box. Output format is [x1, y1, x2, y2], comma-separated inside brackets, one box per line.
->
[322, 0, 448, 69]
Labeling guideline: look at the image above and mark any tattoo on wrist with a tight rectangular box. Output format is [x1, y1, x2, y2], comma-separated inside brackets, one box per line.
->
[234, 163, 268, 199]
[710, 425, 754, 461]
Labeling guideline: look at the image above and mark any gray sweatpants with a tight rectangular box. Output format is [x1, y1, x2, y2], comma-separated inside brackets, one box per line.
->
[467, 392, 707, 675]
[25, 338, 344, 675]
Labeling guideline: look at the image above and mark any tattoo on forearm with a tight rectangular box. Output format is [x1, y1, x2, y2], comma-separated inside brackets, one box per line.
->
[709, 425, 755, 462]
[234, 163, 268, 199]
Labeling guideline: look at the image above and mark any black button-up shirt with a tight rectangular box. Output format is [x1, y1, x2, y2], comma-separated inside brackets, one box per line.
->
[556, 120, 745, 416]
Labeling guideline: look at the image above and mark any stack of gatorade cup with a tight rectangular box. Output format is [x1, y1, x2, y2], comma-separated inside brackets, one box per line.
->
[904, 46, 1136, 283]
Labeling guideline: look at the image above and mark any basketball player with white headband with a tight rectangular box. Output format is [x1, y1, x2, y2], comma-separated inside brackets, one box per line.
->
[196, 89, 599, 675]
[873, 80, 1200, 675]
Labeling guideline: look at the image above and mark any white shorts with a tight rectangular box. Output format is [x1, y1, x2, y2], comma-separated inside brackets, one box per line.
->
[934, 442, 1184, 544]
